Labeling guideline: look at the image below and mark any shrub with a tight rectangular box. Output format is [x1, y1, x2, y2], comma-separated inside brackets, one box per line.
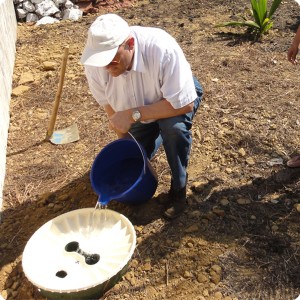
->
[216, 0, 282, 39]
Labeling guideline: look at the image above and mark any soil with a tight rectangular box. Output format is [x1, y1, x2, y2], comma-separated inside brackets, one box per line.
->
[1, 0, 300, 299]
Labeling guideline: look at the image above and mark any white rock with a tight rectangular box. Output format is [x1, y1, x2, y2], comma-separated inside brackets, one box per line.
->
[53, 0, 67, 6]
[267, 157, 283, 166]
[35, 0, 60, 17]
[54, 11, 63, 19]
[62, 8, 82, 21]
[65, 0, 74, 9]
[17, 8, 28, 19]
[26, 13, 39, 22]
[238, 147, 246, 157]
[31, 0, 44, 3]
[35, 16, 59, 25]
[23, 1, 35, 12]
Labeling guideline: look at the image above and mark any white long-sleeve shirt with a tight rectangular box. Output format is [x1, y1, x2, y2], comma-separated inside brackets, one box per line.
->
[84, 26, 197, 113]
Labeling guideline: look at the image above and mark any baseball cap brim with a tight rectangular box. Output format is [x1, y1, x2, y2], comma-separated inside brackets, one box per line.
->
[80, 46, 118, 67]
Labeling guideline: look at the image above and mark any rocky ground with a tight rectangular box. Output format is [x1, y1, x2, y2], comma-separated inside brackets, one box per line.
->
[1, 0, 300, 299]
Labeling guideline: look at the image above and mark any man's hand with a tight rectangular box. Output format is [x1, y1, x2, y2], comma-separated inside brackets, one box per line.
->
[109, 109, 133, 133]
[288, 44, 299, 65]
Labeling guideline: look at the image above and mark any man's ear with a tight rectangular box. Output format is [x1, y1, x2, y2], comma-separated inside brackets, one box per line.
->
[126, 37, 134, 50]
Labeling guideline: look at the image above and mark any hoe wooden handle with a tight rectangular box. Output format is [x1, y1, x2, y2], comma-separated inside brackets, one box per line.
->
[46, 46, 69, 140]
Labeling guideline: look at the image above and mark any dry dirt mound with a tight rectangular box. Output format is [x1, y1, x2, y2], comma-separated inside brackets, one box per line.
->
[1, 0, 300, 299]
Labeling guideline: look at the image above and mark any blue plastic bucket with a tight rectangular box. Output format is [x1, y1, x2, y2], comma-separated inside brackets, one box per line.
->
[90, 138, 158, 205]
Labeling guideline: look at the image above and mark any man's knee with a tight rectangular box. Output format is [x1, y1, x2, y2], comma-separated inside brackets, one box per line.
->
[159, 118, 188, 136]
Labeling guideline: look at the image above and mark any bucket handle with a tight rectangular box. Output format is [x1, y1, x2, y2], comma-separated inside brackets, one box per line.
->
[128, 132, 147, 174]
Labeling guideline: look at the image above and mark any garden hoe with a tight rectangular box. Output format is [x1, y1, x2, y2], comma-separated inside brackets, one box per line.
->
[45, 46, 80, 145]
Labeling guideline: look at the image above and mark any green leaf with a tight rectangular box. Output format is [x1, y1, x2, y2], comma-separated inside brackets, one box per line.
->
[261, 21, 273, 34]
[251, 0, 267, 27]
[262, 17, 270, 25]
[257, 0, 267, 22]
[215, 21, 251, 28]
[268, 0, 282, 19]
[244, 20, 261, 29]
[251, 0, 261, 25]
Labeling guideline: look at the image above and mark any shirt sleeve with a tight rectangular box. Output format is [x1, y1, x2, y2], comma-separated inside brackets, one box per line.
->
[160, 43, 197, 109]
[84, 66, 108, 106]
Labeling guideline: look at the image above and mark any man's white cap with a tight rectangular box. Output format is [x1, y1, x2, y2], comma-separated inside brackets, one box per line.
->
[80, 14, 130, 67]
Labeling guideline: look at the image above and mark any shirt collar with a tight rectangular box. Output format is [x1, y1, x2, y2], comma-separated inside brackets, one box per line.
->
[130, 32, 146, 73]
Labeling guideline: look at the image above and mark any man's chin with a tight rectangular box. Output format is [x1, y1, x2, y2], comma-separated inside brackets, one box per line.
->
[108, 71, 121, 77]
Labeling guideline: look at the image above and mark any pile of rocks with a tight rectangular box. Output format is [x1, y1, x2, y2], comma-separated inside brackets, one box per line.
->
[14, 0, 135, 25]
[14, 0, 83, 24]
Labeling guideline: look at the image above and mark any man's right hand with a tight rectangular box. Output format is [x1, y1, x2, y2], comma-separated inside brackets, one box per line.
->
[109, 109, 134, 134]
[288, 44, 299, 64]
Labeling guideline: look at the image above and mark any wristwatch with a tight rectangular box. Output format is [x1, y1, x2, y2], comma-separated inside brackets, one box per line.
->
[132, 110, 141, 122]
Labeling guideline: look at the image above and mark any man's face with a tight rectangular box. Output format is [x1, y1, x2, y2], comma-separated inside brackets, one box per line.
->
[105, 39, 134, 77]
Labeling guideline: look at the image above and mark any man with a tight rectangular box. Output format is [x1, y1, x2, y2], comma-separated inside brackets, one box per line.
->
[287, 24, 300, 168]
[80, 13, 203, 219]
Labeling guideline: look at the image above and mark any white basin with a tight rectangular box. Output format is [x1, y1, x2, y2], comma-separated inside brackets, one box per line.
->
[22, 208, 136, 299]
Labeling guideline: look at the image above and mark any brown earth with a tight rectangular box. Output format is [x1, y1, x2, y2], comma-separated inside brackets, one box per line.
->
[1, 0, 300, 299]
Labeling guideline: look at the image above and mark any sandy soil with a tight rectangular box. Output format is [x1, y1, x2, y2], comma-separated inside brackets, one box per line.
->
[1, 0, 300, 299]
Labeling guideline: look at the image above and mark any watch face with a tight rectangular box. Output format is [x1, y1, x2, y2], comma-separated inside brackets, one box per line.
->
[133, 111, 141, 122]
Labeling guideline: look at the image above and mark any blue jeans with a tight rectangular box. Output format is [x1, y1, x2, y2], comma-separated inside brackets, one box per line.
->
[129, 77, 203, 190]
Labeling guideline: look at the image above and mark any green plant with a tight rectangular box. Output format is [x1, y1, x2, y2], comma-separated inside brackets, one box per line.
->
[216, 0, 282, 39]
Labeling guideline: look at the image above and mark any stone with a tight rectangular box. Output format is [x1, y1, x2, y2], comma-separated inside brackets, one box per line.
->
[220, 197, 229, 206]
[2, 264, 13, 275]
[238, 147, 246, 156]
[26, 13, 39, 22]
[35, 0, 60, 17]
[65, 0, 75, 8]
[236, 197, 251, 205]
[191, 180, 209, 192]
[197, 272, 209, 283]
[143, 262, 151, 271]
[16, 8, 27, 19]
[42, 61, 57, 70]
[246, 157, 255, 165]
[185, 224, 199, 233]
[53, 0, 67, 5]
[212, 207, 225, 217]
[210, 270, 221, 284]
[23, 1, 35, 12]
[62, 8, 83, 21]
[214, 291, 223, 299]
[211, 264, 222, 274]
[294, 203, 300, 213]
[36, 16, 59, 25]
[190, 210, 201, 218]
[18, 72, 34, 84]
[12, 85, 30, 96]
[183, 270, 192, 278]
